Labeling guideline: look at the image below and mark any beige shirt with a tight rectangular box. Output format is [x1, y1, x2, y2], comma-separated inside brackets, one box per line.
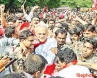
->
[12, 47, 32, 72]
[78, 53, 97, 76]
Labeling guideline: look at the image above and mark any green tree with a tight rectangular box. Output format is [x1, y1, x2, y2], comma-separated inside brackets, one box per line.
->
[0, 0, 61, 11]
[0, 0, 92, 12]
[61, 0, 92, 8]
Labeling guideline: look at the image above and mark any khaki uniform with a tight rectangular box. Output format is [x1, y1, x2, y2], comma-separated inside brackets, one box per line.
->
[57, 43, 73, 51]
[77, 53, 97, 76]
[57, 42, 82, 58]
[12, 45, 32, 72]
[59, 41, 83, 56]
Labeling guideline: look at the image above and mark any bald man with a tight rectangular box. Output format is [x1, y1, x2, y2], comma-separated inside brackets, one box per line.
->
[34, 23, 57, 64]
[24, 54, 47, 78]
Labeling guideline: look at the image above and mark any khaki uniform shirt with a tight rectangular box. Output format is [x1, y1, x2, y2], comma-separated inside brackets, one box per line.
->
[58, 43, 73, 51]
[77, 53, 97, 76]
[12, 46, 32, 72]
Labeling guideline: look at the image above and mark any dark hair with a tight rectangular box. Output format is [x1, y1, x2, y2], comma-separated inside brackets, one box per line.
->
[7, 18, 14, 23]
[6, 15, 16, 23]
[83, 24, 95, 32]
[49, 76, 64, 78]
[84, 38, 97, 49]
[69, 28, 80, 36]
[2, 72, 27, 78]
[40, 18, 47, 24]
[32, 16, 40, 21]
[95, 26, 97, 33]
[61, 23, 69, 31]
[57, 48, 77, 64]
[75, 24, 84, 32]
[22, 18, 29, 22]
[5, 26, 15, 38]
[24, 54, 47, 74]
[48, 19, 55, 23]
[55, 29, 67, 36]
[19, 30, 34, 41]
[13, 17, 23, 23]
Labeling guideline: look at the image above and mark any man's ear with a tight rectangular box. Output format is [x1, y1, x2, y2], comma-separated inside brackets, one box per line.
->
[32, 71, 41, 78]
[63, 62, 66, 65]
[35, 71, 41, 77]
[12, 34, 14, 37]
[93, 49, 96, 53]
[54, 35, 56, 39]
[93, 31, 96, 36]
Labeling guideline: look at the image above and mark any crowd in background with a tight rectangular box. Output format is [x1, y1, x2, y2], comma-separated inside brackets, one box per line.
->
[0, 4, 97, 78]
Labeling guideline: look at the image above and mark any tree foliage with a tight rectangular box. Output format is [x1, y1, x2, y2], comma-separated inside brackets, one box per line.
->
[0, 0, 93, 12]
[61, 0, 92, 8]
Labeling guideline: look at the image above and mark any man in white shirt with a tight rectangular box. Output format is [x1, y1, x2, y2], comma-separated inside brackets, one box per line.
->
[34, 23, 57, 64]
[21, 5, 40, 22]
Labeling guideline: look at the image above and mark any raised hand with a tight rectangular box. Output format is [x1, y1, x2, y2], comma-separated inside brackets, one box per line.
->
[0, 56, 10, 69]
[0, 4, 5, 12]
[32, 5, 39, 12]
[21, 5, 25, 10]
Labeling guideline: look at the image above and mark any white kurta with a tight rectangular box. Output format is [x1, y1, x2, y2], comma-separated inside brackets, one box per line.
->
[35, 38, 57, 64]
[56, 65, 93, 78]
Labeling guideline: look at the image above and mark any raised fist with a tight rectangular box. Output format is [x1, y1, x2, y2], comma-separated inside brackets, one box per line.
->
[21, 5, 25, 10]
[0, 4, 5, 11]
[32, 5, 39, 12]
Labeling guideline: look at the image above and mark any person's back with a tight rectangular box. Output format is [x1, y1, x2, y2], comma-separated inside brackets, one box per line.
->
[57, 65, 93, 78]
[54, 48, 93, 78]
[1, 72, 28, 78]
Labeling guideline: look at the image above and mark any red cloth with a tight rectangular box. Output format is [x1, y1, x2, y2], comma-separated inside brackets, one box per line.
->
[34, 39, 47, 50]
[44, 60, 77, 76]
[51, 12, 56, 15]
[20, 22, 30, 30]
[0, 28, 4, 36]
[59, 14, 64, 19]
[92, 0, 97, 11]
[93, 0, 97, 4]
[29, 28, 35, 36]
[39, 13, 44, 18]
[44, 63, 55, 76]
[43, 5, 47, 12]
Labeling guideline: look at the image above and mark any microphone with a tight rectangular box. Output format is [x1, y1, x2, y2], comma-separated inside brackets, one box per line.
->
[0, 58, 17, 72]
[5, 58, 17, 68]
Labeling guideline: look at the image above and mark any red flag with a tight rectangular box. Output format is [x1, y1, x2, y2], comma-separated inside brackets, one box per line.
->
[92, 0, 97, 10]
[43, 5, 47, 12]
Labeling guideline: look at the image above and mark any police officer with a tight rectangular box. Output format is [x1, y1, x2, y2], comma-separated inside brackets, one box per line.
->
[77, 38, 97, 77]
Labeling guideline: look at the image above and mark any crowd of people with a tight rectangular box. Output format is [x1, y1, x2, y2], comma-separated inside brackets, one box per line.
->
[0, 4, 97, 78]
